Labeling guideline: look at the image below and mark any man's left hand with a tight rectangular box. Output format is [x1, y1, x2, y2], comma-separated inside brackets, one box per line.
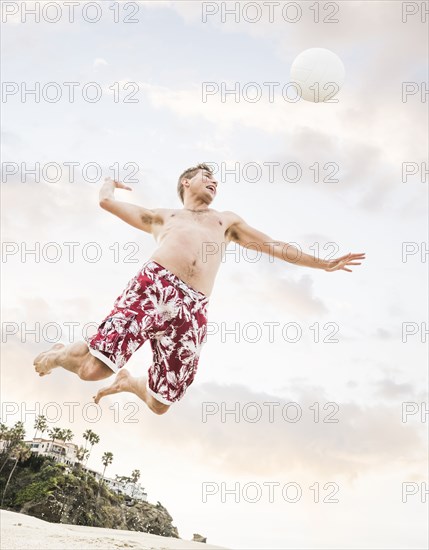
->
[323, 252, 366, 272]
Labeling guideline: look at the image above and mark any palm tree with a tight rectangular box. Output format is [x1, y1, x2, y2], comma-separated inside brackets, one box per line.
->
[98, 452, 114, 496]
[130, 469, 141, 497]
[82, 429, 92, 453]
[0, 423, 8, 441]
[61, 429, 74, 443]
[0, 424, 9, 459]
[10, 422, 25, 441]
[101, 452, 113, 479]
[33, 415, 48, 440]
[47, 427, 62, 454]
[55, 429, 74, 463]
[86, 432, 100, 467]
[75, 446, 89, 469]
[0, 422, 26, 473]
[82, 430, 99, 464]
[1, 442, 31, 506]
[0, 424, 11, 472]
[81, 430, 100, 479]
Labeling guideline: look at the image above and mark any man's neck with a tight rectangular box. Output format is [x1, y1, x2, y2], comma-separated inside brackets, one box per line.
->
[183, 205, 210, 213]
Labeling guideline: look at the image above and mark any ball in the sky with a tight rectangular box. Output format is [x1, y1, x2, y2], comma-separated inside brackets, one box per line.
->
[290, 48, 345, 102]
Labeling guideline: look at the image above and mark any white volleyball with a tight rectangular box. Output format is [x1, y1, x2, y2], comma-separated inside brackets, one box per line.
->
[290, 48, 345, 102]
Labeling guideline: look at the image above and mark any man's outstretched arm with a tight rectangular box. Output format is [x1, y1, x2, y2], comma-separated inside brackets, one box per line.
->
[226, 212, 365, 273]
[99, 177, 160, 234]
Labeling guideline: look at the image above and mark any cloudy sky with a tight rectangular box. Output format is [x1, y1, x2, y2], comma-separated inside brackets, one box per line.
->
[1, 1, 428, 548]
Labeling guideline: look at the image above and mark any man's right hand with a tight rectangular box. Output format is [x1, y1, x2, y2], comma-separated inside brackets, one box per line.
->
[104, 177, 132, 192]
[98, 177, 162, 234]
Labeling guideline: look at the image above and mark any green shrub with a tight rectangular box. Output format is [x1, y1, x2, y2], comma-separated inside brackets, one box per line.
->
[15, 480, 55, 506]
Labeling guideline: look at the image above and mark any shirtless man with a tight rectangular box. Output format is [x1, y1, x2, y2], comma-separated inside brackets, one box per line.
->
[33, 163, 365, 415]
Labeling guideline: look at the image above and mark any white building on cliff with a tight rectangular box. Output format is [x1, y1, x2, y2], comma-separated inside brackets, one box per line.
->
[23, 437, 147, 501]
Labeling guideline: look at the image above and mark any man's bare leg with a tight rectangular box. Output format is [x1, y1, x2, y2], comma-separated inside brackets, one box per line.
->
[33, 341, 113, 381]
[93, 370, 170, 415]
[34, 343, 169, 415]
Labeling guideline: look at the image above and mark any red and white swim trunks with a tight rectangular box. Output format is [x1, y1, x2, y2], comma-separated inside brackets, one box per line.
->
[85, 260, 209, 405]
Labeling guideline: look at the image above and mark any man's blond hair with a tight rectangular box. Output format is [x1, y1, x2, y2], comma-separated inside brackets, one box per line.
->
[177, 163, 213, 204]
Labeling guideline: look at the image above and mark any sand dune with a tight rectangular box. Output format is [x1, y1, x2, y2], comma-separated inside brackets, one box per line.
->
[0, 510, 229, 550]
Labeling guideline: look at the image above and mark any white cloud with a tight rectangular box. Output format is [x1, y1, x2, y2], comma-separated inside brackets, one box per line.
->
[93, 57, 108, 68]
[134, 380, 427, 479]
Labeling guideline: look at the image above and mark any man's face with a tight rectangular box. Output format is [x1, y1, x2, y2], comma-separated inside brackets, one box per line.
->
[185, 169, 218, 204]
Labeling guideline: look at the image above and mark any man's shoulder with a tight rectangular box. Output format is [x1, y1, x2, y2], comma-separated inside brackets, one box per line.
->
[220, 210, 244, 225]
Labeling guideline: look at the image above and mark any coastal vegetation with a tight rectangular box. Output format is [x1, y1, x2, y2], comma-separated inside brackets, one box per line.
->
[0, 420, 179, 537]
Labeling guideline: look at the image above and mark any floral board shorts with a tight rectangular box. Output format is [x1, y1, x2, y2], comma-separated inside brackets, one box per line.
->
[85, 260, 210, 405]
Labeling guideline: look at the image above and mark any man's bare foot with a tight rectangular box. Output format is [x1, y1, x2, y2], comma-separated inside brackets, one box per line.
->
[34, 343, 65, 377]
[93, 370, 169, 415]
[93, 369, 137, 404]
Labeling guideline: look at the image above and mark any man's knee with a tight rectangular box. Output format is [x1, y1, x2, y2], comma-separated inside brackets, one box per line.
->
[79, 354, 113, 381]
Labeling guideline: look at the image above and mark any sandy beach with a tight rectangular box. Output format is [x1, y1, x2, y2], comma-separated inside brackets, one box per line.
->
[0, 510, 229, 550]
